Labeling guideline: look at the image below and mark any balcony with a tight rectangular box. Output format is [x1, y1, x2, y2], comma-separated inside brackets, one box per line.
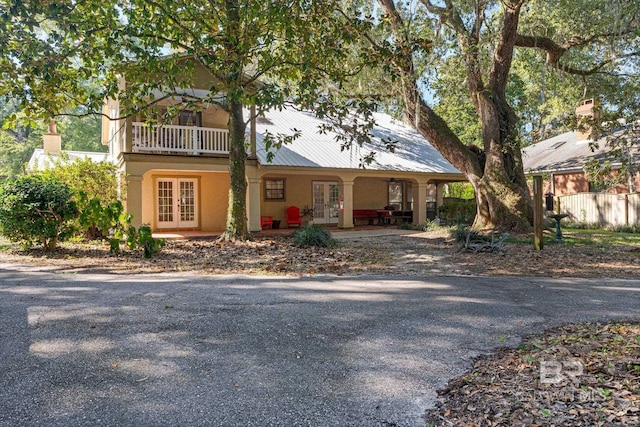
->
[132, 122, 229, 155]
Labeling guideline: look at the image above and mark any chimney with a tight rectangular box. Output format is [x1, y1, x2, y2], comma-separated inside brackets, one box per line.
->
[43, 119, 62, 153]
[575, 98, 600, 143]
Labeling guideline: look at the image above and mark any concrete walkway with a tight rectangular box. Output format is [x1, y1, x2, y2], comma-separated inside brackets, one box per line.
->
[152, 225, 419, 240]
[1, 265, 638, 426]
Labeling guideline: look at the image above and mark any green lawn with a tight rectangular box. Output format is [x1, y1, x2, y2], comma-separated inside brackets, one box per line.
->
[506, 228, 640, 248]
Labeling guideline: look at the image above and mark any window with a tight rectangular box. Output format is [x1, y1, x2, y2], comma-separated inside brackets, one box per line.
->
[179, 110, 202, 127]
[388, 181, 413, 210]
[265, 179, 285, 200]
[388, 182, 403, 210]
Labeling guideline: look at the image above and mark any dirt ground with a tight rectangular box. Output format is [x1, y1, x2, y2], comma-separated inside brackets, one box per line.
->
[1, 229, 639, 279]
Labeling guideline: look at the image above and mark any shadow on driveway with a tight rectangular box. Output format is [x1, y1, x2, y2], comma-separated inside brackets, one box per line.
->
[1, 266, 639, 426]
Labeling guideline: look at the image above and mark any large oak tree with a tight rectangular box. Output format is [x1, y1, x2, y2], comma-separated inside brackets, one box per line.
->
[373, 0, 639, 231]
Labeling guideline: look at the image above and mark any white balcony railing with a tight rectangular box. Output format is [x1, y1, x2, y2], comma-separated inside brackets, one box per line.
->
[132, 122, 229, 155]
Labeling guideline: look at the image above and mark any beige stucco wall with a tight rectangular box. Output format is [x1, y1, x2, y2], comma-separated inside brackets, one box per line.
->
[136, 100, 228, 129]
[202, 105, 229, 128]
[121, 151, 465, 231]
[353, 178, 389, 209]
[259, 173, 341, 223]
[141, 170, 230, 231]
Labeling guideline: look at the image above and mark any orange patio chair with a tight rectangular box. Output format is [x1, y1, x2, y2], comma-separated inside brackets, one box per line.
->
[285, 206, 302, 228]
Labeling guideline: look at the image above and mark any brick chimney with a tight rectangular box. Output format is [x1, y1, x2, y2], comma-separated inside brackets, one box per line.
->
[575, 98, 600, 142]
[43, 119, 62, 153]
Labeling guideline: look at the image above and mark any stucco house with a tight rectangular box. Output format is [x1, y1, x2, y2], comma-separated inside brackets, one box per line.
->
[99, 63, 464, 232]
[522, 99, 640, 196]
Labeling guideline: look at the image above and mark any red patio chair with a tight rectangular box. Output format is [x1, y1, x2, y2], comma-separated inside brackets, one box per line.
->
[285, 206, 302, 228]
[260, 216, 273, 230]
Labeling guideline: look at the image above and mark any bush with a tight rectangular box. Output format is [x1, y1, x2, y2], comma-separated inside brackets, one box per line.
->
[397, 221, 418, 230]
[36, 156, 117, 205]
[610, 224, 640, 234]
[450, 225, 486, 243]
[438, 199, 476, 225]
[75, 196, 163, 257]
[77, 193, 131, 242]
[292, 224, 333, 247]
[137, 225, 165, 258]
[0, 175, 78, 250]
[421, 219, 444, 231]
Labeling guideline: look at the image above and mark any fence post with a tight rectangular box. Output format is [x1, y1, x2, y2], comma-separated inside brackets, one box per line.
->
[533, 175, 544, 250]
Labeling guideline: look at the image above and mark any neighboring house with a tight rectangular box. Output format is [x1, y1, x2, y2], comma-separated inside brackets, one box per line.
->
[28, 149, 109, 171]
[101, 62, 464, 233]
[27, 121, 110, 170]
[522, 99, 640, 196]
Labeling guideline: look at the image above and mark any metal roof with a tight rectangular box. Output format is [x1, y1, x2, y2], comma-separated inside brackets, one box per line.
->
[253, 108, 460, 174]
[27, 149, 110, 171]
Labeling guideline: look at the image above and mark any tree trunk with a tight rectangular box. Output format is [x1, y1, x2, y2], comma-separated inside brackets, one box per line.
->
[407, 88, 532, 232]
[472, 92, 533, 231]
[378, 0, 533, 232]
[221, 100, 251, 241]
[219, 0, 250, 242]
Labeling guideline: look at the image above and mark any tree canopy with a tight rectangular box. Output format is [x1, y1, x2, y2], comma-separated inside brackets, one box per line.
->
[1, 0, 360, 239]
[2, 0, 638, 233]
[361, 0, 639, 230]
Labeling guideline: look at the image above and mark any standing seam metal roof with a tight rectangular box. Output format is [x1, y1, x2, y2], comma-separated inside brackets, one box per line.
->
[252, 108, 460, 174]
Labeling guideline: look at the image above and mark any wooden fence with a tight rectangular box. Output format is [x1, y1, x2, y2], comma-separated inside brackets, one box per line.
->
[556, 193, 640, 227]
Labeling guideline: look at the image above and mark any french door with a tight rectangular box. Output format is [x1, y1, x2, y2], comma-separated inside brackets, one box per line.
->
[156, 178, 198, 229]
[312, 181, 339, 224]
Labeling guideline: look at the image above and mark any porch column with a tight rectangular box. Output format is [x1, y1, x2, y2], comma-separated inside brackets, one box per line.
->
[339, 180, 354, 229]
[125, 175, 143, 228]
[414, 182, 428, 225]
[124, 116, 133, 153]
[436, 182, 445, 206]
[247, 177, 262, 232]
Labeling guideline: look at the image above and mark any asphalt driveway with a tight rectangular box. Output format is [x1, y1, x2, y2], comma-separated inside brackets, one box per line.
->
[1, 263, 639, 426]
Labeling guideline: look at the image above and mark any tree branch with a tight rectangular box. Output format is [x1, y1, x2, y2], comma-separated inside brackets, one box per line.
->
[488, 0, 525, 93]
[516, 33, 640, 76]
[377, 0, 483, 179]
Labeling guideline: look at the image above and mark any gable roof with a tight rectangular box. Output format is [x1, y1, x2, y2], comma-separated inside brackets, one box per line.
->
[253, 108, 460, 174]
[522, 130, 617, 174]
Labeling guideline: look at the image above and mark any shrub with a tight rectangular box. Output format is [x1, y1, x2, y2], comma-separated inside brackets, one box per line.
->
[610, 224, 640, 234]
[450, 225, 486, 243]
[36, 156, 117, 205]
[292, 224, 333, 247]
[397, 221, 418, 230]
[137, 225, 165, 258]
[75, 196, 162, 257]
[421, 219, 443, 231]
[76, 193, 131, 242]
[438, 199, 476, 225]
[0, 175, 78, 250]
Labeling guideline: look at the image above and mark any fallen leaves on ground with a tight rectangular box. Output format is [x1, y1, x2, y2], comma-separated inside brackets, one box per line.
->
[425, 322, 640, 426]
[2, 231, 639, 425]
[1, 230, 639, 278]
